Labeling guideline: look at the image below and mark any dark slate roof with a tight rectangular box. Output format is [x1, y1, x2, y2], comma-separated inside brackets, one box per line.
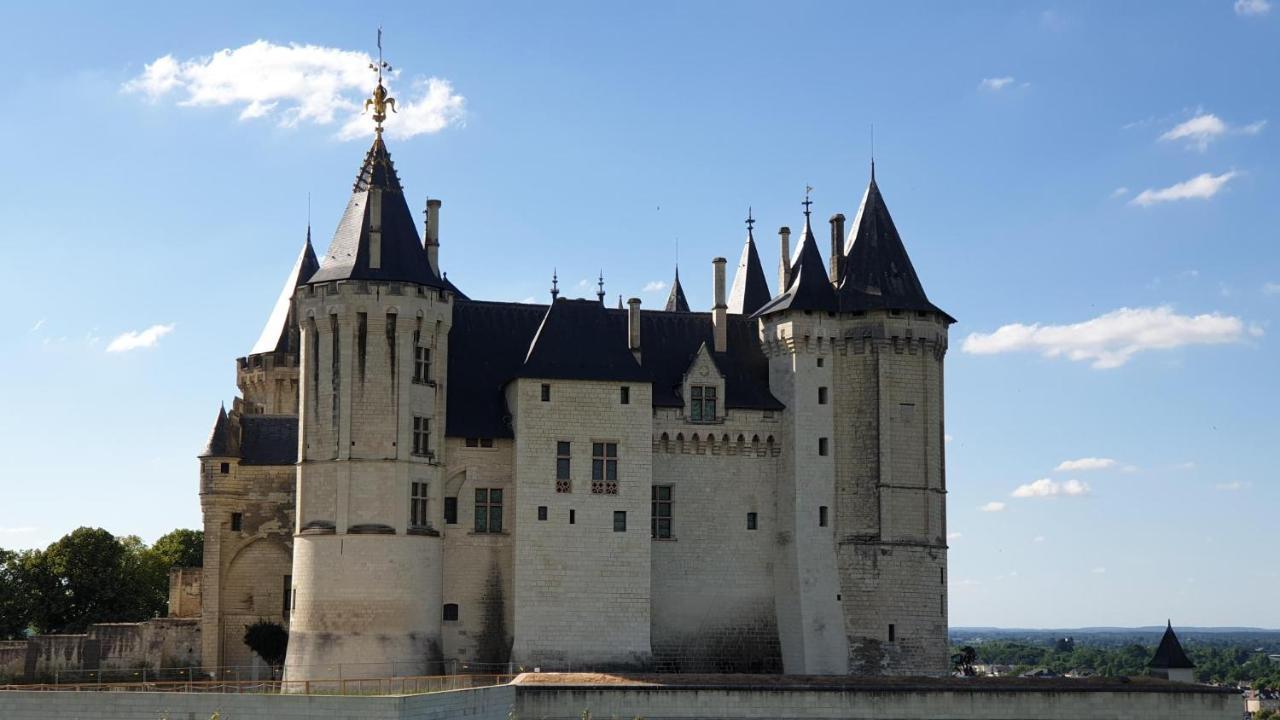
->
[199, 406, 236, 458]
[664, 268, 691, 312]
[250, 230, 320, 356]
[753, 217, 837, 317]
[239, 415, 298, 466]
[1149, 622, 1195, 670]
[441, 272, 468, 300]
[837, 174, 954, 322]
[520, 298, 649, 382]
[308, 135, 446, 288]
[727, 229, 771, 316]
[445, 299, 782, 438]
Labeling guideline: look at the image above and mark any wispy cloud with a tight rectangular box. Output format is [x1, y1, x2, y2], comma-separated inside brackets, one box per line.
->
[947, 532, 963, 542]
[1091, 566, 1107, 575]
[124, 40, 466, 141]
[1111, 187, 1130, 198]
[1159, 114, 1266, 151]
[1033, 535, 1046, 543]
[0, 526, 38, 534]
[1012, 478, 1091, 498]
[962, 305, 1258, 369]
[979, 76, 1016, 91]
[1130, 171, 1238, 207]
[1055, 457, 1115, 472]
[980, 501, 1007, 513]
[30, 319, 44, 333]
[1214, 481, 1246, 491]
[643, 280, 668, 293]
[1264, 282, 1280, 295]
[1235, 0, 1272, 15]
[106, 323, 175, 352]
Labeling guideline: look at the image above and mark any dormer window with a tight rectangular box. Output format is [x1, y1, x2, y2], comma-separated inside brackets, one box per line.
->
[689, 385, 717, 422]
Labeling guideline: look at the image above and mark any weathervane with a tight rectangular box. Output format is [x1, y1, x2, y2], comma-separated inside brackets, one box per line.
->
[802, 185, 814, 218]
[364, 28, 397, 133]
[745, 206, 755, 233]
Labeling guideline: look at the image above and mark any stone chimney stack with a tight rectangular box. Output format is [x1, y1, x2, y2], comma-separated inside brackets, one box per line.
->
[712, 257, 728, 353]
[425, 198, 442, 271]
[778, 226, 792, 290]
[829, 213, 845, 283]
[627, 297, 642, 361]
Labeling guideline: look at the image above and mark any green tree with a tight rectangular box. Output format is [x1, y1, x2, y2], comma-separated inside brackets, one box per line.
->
[0, 549, 32, 639]
[243, 620, 289, 673]
[152, 529, 203, 568]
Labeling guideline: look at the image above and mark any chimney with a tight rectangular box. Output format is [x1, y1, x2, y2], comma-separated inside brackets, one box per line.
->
[627, 297, 642, 361]
[712, 257, 728, 353]
[425, 198, 442, 271]
[829, 213, 845, 283]
[778, 226, 792, 290]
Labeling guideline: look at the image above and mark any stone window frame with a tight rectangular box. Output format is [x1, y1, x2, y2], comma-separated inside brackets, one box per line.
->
[651, 485, 673, 539]
[443, 496, 458, 525]
[689, 385, 718, 423]
[590, 441, 619, 495]
[465, 437, 495, 449]
[412, 416, 431, 456]
[474, 488, 503, 533]
[409, 481, 430, 529]
[555, 440, 572, 493]
[613, 510, 627, 533]
[413, 333, 431, 384]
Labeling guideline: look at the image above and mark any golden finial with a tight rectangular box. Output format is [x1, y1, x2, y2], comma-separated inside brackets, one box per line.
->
[363, 27, 397, 133]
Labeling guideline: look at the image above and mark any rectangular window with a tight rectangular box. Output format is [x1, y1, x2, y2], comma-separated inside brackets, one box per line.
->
[819, 506, 829, 527]
[443, 603, 459, 622]
[651, 485, 672, 539]
[620, 386, 630, 404]
[541, 383, 551, 402]
[591, 442, 619, 494]
[410, 481, 429, 529]
[231, 512, 242, 532]
[569, 509, 576, 525]
[474, 488, 503, 533]
[444, 497, 458, 525]
[413, 336, 431, 383]
[282, 575, 292, 620]
[219, 462, 230, 474]
[466, 437, 478, 448]
[747, 512, 758, 530]
[689, 385, 717, 422]
[818, 387, 828, 405]
[480, 438, 493, 448]
[556, 441, 572, 492]
[465, 437, 496, 449]
[818, 437, 829, 456]
[888, 624, 896, 642]
[537, 506, 548, 521]
[613, 511, 627, 533]
[413, 416, 431, 456]
[816, 357, 824, 367]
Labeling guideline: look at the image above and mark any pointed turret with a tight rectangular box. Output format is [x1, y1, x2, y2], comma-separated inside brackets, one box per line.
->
[838, 170, 953, 322]
[1149, 621, 1196, 673]
[308, 134, 445, 287]
[199, 405, 237, 458]
[728, 210, 771, 316]
[250, 228, 320, 356]
[753, 210, 837, 317]
[664, 267, 691, 312]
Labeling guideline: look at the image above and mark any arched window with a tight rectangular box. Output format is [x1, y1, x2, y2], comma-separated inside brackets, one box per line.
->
[660, 432, 670, 451]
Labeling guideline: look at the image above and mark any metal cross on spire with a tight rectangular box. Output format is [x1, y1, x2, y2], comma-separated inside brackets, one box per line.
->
[364, 28, 397, 133]
[802, 186, 814, 218]
[745, 206, 755, 233]
[597, 271, 606, 303]
[550, 268, 559, 300]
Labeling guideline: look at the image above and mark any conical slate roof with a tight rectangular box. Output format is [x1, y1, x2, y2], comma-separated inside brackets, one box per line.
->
[727, 227, 771, 316]
[199, 406, 237, 458]
[838, 172, 953, 322]
[309, 135, 445, 287]
[753, 215, 836, 316]
[665, 267, 691, 312]
[1149, 621, 1195, 670]
[250, 229, 319, 356]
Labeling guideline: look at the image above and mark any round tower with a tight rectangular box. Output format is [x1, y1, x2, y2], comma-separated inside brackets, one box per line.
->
[283, 67, 454, 683]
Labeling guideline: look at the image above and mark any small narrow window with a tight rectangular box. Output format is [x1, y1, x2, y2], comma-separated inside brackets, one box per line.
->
[818, 387, 828, 405]
[818, 437, 829, 456]
[230, 513, 243, 532]
[409, 481, 429, 529]
[556, 441, 572, 492]
[591, 442, 619, 494]
[620, 386, 630, 404]
[480, 438, 494, 448]
[537, 506, 548, 521]
[444, 497, 458, 525]
[941, 594, 945, 616]
[888, 624, 896, 642]
[651, 485, 672, 539]
[413, 416, 431, 456]
[219, 462, 230, 474]
[940, 567, 945, 585]
[282, 575, 292, 620]
[816, 357, 824, 367]
[474, 488, 503, 533]
[413, 336, 431, 383]
[541, 383, 551, 402]
[443, 603, 459, 622]
[613, 510, 627, 532]
[569, 509, 576, 525]
[818, 506, 828, 527]
[747, 512, 758, 530]
[466, 438, 478, 448]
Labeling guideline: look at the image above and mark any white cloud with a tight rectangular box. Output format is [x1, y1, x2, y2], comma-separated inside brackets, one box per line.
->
[0, 526, 37, 534]
[1111, 187, 1130, 198]
[106, 323, 175, 352]
[1091, 566, 1107, 574]
[947, 532, 963, 542]
[30, 319, 44, 332]
[1033, 535, 1046, 543]
[124, 40, 465, 141]
[1130, 171, 1238, 206]
[944, 434, 953, 444]
[1159, 114, 1266, 151]
[1242, 120, 1268, 135]
[1011, 478, 1091, 498]
[979, 77, 1015, 91]
[979, 501, 1006, 513]
[1214, 481, 1245, 491]
[1236, 0, 1272, 15]
[1173, 461, 1197, 471]
[962, 305, 1257, 369]
[1264, 282, 1280, 295]
[643, 280, 668, 293]
[519, 296, 538, 304]
[1055, 457, 1116, 472]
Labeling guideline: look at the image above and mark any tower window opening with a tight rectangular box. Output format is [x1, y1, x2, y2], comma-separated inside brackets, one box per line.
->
[816, 357, 824, 367]
[230, 513, 243, 532]
[591, 442, 618, 494]
[474, 488, 503, 533]
[443, 603, 459, 622]
[621, 386, 630, 404]
[818, 506, 828, 527]
[651, 485, 672, 539]
[747, 512, 758, 530]
[613, 510, 627, 532]
[409, 481, 429, 529]
[556, 441, 572, 493]
[413, 339, 431, 384]
[818, 387, 828, 405]
[444, 497, 458, 525]
[888, 624, 896, 642]
[412, 416, 431, 456]
[540, 383, 551, 402]
[569, 509, 576, 525]
[219, 462, 230, 474]
[537, 506, 548, 521]
[818, 437, 829, 456]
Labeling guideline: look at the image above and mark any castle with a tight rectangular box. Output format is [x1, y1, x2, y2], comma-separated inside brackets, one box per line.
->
[196, 72, 953, 682]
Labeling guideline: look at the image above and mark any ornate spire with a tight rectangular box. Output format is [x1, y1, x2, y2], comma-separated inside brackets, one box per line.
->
[802, 185, 814, 220]
[597, 271, 606, 304]
[550, 268, 559, 300]
[728, 207, 771, 316]
[364, 28, 397, 134]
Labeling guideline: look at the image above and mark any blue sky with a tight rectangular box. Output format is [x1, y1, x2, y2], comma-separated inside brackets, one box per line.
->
[1, 1, 1276, 628]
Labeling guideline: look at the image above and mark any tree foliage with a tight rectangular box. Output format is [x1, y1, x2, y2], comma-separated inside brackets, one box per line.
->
[243, 620, 289, 669]
[152, 529, 203, 568]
